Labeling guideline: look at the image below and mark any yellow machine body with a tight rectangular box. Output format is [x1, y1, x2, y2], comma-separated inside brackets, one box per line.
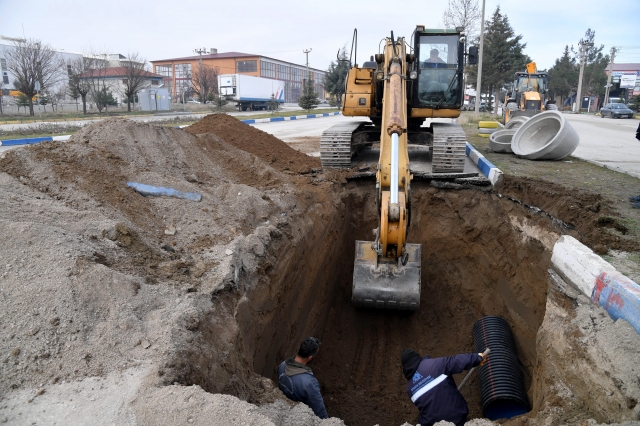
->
[504, 61, 550, 123]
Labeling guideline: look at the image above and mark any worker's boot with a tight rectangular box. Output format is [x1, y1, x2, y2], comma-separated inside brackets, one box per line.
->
[630, 195, 640, 202]
[632, 203, 640, 209]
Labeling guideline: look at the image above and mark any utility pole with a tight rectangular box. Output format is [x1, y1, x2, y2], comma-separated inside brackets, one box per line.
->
[303, 48, 312, 88]
[574, 40, 593, 113]
[302, 48, 312, 96]
[474, 0, 486, 113]
[603, 46, 618, 106]
[194, 47, 206, 103]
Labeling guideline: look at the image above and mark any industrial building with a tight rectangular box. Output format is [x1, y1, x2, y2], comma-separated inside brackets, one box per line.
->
[150, 49, 325, 103]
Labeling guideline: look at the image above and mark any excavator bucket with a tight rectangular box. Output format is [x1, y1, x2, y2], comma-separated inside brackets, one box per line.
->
[352, 241, 422, 310]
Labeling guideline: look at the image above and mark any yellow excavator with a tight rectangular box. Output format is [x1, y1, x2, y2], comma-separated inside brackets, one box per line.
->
[503, 62, 551, 124]
[320, 26, 478, 310]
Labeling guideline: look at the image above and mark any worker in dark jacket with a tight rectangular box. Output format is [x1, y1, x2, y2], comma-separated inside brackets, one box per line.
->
[401, 348, 487, 426]
[277, 337, 328, 419]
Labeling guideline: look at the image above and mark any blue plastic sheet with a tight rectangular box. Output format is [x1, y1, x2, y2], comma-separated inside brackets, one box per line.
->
[127, 182, 201, 202]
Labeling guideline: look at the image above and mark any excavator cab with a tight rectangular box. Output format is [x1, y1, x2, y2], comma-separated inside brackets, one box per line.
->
[415, 33, 463, 109]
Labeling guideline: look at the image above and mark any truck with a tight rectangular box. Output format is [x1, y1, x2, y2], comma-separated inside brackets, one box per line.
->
[218, 74, 285, 111]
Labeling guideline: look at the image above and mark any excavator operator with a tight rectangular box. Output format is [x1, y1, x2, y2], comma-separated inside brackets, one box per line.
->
[424, 48, 446, 67]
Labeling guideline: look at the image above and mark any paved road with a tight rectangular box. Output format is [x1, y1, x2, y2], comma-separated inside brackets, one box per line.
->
[0, 103, 327, 132]
[252, 114, 366, 141]
[564, 114, 640, 178]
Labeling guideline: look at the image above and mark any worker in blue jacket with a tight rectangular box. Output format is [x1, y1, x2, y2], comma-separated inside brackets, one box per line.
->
[401, 348, 487, 426]
[277, 337, 328, 419]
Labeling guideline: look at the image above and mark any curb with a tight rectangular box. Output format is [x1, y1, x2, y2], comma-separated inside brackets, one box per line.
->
[1, 112, 342, 146]
[239, 111, 341, 125]
[551, 235, 640, 335]
[0, 135, 71, 146]
[466, 142, 504, 188]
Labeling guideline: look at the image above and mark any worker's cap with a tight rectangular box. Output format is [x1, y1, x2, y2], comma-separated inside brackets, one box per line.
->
[298, 337, 321, 358]
[401, 348, 427, 379]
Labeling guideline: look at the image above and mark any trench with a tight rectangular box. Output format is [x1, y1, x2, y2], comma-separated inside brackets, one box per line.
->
[182, 181, 552, 426]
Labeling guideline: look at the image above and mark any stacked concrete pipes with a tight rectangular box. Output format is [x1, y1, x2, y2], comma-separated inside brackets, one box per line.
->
[489, 111, 580, 160]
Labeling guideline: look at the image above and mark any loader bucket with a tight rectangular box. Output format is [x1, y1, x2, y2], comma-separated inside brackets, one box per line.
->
[352, 241, 422, 310]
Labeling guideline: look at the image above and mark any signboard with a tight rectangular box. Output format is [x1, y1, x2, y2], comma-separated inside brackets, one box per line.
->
[620, 74, 637, 89]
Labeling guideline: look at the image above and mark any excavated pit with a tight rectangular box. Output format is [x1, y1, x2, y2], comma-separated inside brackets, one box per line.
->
[178, 180, 552, 426]
[3, 115, 637, 424]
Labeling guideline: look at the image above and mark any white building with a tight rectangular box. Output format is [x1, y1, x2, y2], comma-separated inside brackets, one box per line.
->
[0, 35, 83, 97]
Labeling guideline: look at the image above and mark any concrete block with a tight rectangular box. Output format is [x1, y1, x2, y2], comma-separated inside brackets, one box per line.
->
[552, 235, 640, 335]
[551, 235, 617, 296]
[592, 271, 640, 335]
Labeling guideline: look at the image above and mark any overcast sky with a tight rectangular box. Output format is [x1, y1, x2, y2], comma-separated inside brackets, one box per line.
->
[1, 0, 639, 72]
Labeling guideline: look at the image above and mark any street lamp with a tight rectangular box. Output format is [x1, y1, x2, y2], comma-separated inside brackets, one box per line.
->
[303, 48, 312, 90]
[474, 0, 486, 113]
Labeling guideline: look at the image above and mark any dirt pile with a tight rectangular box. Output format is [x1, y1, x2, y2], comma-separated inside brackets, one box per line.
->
[500, 176, 640, 255]
[0, 115, 639, 425]
[185, 113, 320, 174]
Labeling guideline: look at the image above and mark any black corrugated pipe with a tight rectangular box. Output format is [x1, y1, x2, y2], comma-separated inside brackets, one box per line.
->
[472, 316, 529, 420]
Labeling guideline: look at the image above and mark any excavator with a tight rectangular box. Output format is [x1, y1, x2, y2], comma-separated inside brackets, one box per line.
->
[503, 62, 551, 124]
[320, 26, 478, 310]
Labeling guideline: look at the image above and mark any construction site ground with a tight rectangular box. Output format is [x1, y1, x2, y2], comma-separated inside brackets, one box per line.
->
[0, 114, 639, 426]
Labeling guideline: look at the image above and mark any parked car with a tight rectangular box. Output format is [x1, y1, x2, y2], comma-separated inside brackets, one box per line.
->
[187, 100, 201, 104]
[600, 103, 634, 118]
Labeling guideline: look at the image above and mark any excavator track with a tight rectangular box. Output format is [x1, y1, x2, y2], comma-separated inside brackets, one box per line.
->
[431, 123, 467, 173]
[320, 121, 363, 167]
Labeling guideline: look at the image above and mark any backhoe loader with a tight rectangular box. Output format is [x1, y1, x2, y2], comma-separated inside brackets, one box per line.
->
[503, 62, 551, 124]
[320, 27, 478, 310]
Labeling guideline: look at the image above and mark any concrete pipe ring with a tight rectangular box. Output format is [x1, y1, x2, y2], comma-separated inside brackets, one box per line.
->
[511, 111, 580, 160]
[489, 129, 516, 153]
[504, 116, 529, 130]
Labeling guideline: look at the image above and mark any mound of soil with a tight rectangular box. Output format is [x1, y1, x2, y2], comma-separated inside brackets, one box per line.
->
[501, 176, 640, 255]
[185, 113, 320, 174]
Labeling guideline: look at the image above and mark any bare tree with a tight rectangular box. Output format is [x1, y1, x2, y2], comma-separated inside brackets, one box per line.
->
[50, 84, 67, 112]
[3, 38, 63, 116]
[175, 63, 192, 104]
[192, 64, 219, 104]
[442, 0, 481, 39]
[120, 52, 148, 112]
[83, 53, 113, 113]
[67, 56, 91, 114]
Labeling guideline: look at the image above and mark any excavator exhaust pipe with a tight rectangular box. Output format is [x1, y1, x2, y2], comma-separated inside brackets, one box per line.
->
[352, 241, 422, 310]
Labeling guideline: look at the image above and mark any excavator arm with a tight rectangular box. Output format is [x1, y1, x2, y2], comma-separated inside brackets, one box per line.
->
[352, 35, 422, 311]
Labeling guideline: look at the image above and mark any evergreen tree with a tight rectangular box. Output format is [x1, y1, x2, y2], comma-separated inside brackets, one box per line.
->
[210, 94, 228, 111]
[547, 46, 578, 107]
[467, 6, 530, 112]
[96, 87, 117, 112]
[16, 93, 30, 114]
[298, 79, 320, 111]
[69, 84, 81, 112]
[268, 93, 279, 113]
[38, 93, 50, 112]
[323, 48, 350, 108]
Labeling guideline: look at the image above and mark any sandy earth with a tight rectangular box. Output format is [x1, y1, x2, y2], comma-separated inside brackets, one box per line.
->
[0, 115, 639, 425]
